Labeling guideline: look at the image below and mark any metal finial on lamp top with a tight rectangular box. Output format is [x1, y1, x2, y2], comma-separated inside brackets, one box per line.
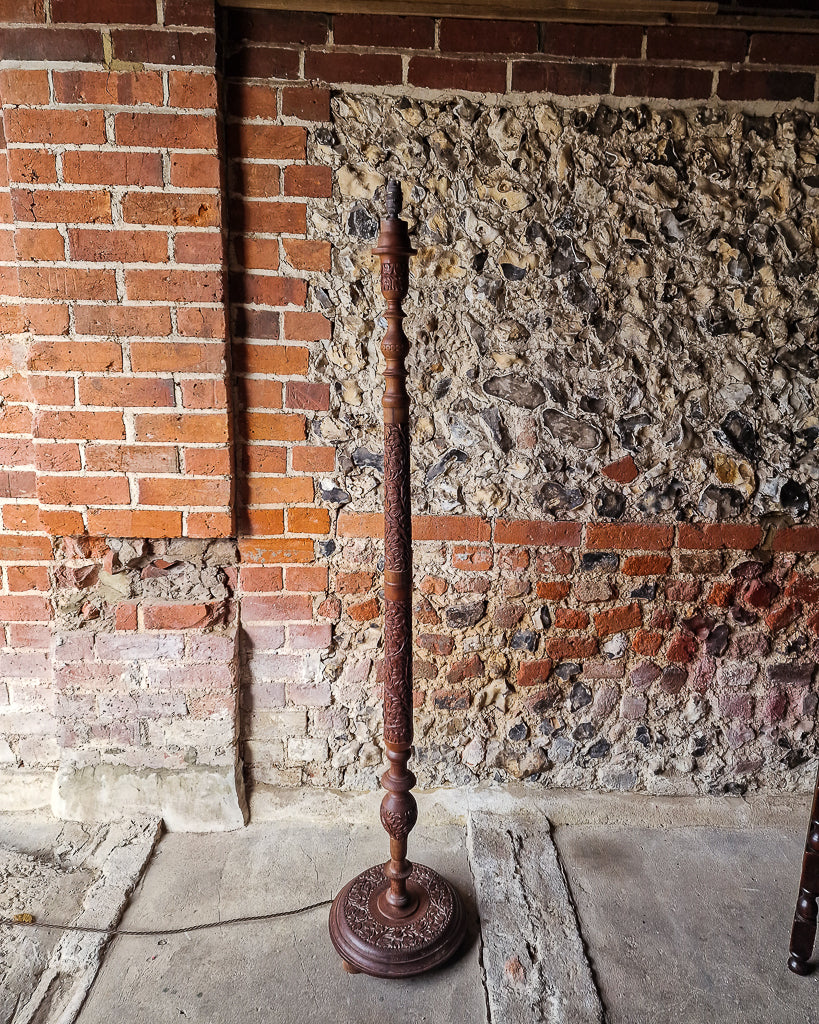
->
[328, 182, 466, 979]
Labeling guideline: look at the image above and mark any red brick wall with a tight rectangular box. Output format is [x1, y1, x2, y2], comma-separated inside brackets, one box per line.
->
[222, 9, 819, 102]
[1, 1, 818, 808]
[0, 0, 231, 544]
[0, 0, 241, 799]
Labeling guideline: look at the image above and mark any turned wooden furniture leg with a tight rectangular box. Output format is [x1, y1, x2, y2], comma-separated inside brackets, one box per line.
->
[789, 764, 819, 974]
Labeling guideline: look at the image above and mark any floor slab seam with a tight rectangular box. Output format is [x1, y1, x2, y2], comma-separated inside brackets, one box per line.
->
[465, 807, 494, 1024]
[548, 818, 611, 1024]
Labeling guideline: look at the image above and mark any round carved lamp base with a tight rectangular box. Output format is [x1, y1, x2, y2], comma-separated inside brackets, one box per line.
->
[329, 862, 466, 978]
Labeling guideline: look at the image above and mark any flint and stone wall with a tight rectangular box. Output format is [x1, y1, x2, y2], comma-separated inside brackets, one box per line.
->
[1, 1, 818, 826]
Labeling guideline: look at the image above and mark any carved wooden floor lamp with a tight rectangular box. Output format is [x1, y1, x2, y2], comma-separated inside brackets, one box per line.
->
[328, 181, 466, 977]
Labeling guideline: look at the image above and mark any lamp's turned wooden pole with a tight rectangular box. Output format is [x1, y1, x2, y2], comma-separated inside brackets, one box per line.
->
[328, 179, 466, 978]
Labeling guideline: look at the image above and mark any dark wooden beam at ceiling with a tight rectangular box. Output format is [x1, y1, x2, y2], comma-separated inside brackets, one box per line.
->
[217, 0, 819, 31]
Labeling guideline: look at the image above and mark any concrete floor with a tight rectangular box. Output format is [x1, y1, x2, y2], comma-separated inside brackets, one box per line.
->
[75, 820, 485, 1024]
[1, 787, 818, 1024]
[556, 823, 814, 1024]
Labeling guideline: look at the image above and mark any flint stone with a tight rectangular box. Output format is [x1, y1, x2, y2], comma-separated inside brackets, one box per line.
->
[720, 411, 760, 462]
[581, 552, 619, 572]
[580, 395, 606, 415]
[543, 409, 601, 450]
[780, 479, 810, 518]
[590, 103, 620, 136]
[570, 681, 592, 710]
[587, 738, 611, 758]
[511, 630, 538, 652]
[566, 274, 599, 313]
[783, 749, 809, 770]
[446, 600, 487, 628]
[699, 485, 745, 519]
[550, 735, 575, 763]
[594, 488, 626, 519]
[637, 479, 684, 513]
[705, 624, 731, 657]
[551, 235, 589, 274]
[630, 661, 661, 690]
[631, 583, 657, 600]
[479, 407, 513, 452]
[319, 484, 351, 505]
[778, 344, 819, 380]
[352, 447, 383, 471]
[483, 375, 546, 409]
[574, 722, 595, 741]
[766, 662, 815, 688]
[346, 204, 378, 239]
[313, 127, 336, 147]
[602, 633, 628, 658]
[508, 719, 529, 741]
[426, 448, 467, 483]
[617, 414, 652, 451]
[526, 220, 548, 243]
[535, 482, 585, 513]
[555, 662, 582, 681]
[501, 263, 527, 281]
[660, 667, 688, 694]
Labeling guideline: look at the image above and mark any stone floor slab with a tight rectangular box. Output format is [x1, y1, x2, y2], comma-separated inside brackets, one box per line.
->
[468, 810, 603, 1024]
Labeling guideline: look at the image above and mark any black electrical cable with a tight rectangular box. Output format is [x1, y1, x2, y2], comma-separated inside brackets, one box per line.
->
[0, 899, 333, 937]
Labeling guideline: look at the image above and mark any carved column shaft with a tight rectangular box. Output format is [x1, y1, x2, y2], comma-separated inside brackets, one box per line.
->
[374, 181, 418, 916]
[328, 181, 466, 977]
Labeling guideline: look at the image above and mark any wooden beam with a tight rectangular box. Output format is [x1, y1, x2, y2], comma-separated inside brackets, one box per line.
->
[218, 0, 718, 19]
[217, 0, 819, 31]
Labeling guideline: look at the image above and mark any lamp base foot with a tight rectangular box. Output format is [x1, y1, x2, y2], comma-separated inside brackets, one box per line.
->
[329, 861, 465, 978]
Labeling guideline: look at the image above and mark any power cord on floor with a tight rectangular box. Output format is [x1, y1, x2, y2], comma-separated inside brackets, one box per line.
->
[0, 900, 333, 937]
